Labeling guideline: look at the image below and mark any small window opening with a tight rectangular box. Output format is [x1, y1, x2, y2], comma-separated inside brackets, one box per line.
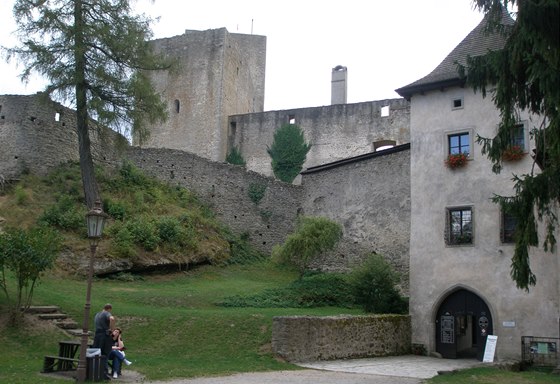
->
[380, 105, 390, 117]
[501, 210, 517, 244]
[174, 99, 180, 113]
[288, 115, 295, 125]
[55, 112, 60, 122]
[452, 98, 463, 109]
[229, 121, 237, 136]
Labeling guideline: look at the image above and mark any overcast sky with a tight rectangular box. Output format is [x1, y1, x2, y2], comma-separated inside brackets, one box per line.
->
[0, 0, 485, 111]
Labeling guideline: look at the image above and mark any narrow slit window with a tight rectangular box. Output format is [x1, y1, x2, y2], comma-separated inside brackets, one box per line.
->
[55, 112, 60, 122]
[452, 98, 463, 109]
[174, 99, 180, 113]
[288, 115, 295, 125]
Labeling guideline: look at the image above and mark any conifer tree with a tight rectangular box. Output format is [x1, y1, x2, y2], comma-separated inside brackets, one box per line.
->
[267, 124, 311, 183]
[461, 0, 559, 290]
[5, 0, 169, 208]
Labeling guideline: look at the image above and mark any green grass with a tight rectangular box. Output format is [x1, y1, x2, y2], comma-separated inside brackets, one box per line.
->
[425, 366, 560, 383]
[0, 261, 364, 383]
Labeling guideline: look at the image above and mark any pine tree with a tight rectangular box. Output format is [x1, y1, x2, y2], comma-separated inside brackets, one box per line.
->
[5, 0, 169, 208]
[461, 0, 559, 290]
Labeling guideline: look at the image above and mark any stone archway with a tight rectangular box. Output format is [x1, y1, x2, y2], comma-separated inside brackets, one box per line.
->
[435, 289, 493, 360]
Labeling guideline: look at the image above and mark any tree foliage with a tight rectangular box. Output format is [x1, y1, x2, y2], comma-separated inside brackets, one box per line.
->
[272, 216, 342, 277]
[460, 0, 559, 290]
[0, 226, 62, 325]
[225, 147, 246, 167]
[5, 0, 169, 208]
[267, 124, 311, 183]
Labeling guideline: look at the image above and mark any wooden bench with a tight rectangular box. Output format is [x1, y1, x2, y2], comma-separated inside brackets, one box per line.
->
[42, 355, 79, 373]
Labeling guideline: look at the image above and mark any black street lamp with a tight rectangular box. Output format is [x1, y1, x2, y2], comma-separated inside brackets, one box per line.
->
[76, 200, 107, 382]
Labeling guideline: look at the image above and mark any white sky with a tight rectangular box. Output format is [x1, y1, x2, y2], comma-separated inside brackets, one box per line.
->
[0, 0, 484, 111]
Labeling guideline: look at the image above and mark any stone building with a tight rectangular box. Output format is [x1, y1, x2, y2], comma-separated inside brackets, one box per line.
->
[396, 10, 559, 361]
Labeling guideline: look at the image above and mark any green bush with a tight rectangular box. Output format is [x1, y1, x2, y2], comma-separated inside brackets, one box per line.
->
[14, 184, 28, 205]
[348, 254, 408, 314]
[108, 222, 136, 258]
[0, 225, 61, 324]
[128, 217, 160, 251]
[38, 194, 85, 230]
[105, 199, 128, 221]
[273, 216, 342, 276]
[226, 147, 246, 166]
[224, 232, 266, 265]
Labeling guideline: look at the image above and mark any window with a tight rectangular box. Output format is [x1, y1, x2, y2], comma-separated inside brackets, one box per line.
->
[288, 115, 295, 125]
[381, 105, 390, 117]
[501, 211, 517, 244]
[174, 99, 180, 113]
[452, 98, 463, 109]
[445, 207, 473, 245]
[448, 132, 470, 156]
[373, 139, 396, 152]
[511, 123, 525, 150]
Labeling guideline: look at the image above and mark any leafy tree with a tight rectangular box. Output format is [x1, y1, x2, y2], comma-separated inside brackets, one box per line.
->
[5, 0, 169, 209]
[460, 0, 559, 290]
[0, 226, 62, 325]
[348, 254, 407, 314]
[272, 216, 342, 277]
[267, 124, 311, 183]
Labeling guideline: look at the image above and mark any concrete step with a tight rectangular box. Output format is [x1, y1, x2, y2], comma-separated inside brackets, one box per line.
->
[38, 313, 68, 320]
[67, 329, 91, 337]
[25, 305, 61, 314]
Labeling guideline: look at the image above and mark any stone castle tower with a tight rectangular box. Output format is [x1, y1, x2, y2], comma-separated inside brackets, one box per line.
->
[139, 28, 266, 162]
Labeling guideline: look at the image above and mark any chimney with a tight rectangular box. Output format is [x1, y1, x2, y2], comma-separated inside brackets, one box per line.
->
[331, 65, 347, 105]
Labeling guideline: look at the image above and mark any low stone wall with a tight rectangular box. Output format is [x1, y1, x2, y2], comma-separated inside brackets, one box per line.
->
[272, 315, 411, 362]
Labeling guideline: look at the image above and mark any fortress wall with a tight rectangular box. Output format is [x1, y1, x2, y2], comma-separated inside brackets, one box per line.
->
[0, 94, 123, 180]
[300, 145, 411, 292]
[125, 147, 304, 254]
[229, 98, 410, 177]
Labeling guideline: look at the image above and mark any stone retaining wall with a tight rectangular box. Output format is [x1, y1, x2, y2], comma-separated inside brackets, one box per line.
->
[272, 315, 411, 362]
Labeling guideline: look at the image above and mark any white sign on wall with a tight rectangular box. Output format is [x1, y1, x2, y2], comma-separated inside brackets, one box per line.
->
[483, 335, 498, 363]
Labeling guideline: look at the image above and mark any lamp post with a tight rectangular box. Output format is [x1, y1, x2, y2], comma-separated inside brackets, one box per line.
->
[76, 200, 107, 382]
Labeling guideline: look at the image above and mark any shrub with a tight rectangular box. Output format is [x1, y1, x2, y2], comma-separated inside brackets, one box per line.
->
[219, 272, 354, 308]
[348, 254, 408, 314]
[267, 124, 311, 183]
[108, 223, 136, 258]
[272, 217, 342, 276]
[0, 226, 62, 325]
[226, 147, 246, 166]
[224, 232, 266, 265]
[39, 194, 85, 230]
[14, 184, 29, 205]
[128, 217, 160, 251]
[105, 199, 128, 221]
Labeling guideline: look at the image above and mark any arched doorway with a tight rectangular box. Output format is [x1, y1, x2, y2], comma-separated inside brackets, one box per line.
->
[435, 289, 493, 360]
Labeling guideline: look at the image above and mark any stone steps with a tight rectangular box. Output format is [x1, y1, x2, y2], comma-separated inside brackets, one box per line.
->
[28, 305, 87, 336]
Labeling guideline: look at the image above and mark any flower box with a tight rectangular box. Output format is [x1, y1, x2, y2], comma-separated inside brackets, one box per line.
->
[445, 153, 468, 169]
[502, 145, 525, 161]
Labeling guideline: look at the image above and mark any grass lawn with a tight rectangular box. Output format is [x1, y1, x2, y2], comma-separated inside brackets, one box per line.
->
[0, 261, 363, 383]
[425, 366, 560, 384]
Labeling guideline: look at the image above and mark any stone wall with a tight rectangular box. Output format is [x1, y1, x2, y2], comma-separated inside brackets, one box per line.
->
[0, 94, 124, 180]
[272, 315, 411, 362]
[125, 147, 303, 254]
[300, 145, 411, 292]
[229, 98, 410, 177]
[142, 28, 266, 162]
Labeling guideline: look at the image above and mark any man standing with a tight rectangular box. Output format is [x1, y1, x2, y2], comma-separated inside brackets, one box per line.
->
[93, 304, 115, 380]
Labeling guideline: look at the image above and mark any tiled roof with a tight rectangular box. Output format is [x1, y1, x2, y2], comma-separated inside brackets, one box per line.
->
[395, 7, 514, 100]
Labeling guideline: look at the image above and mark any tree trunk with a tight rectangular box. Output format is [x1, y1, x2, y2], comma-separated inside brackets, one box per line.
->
[74, 0, 99, 209]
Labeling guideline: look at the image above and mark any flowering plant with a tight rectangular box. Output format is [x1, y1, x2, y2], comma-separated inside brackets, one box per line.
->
[445, 152, 468, 169]
[502, 145, 525, 161]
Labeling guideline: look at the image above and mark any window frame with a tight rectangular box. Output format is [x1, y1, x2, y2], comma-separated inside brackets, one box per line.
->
[500, 209, 517, 244]
[444, 128, 474, 161]
[445, 206, 474, 246]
